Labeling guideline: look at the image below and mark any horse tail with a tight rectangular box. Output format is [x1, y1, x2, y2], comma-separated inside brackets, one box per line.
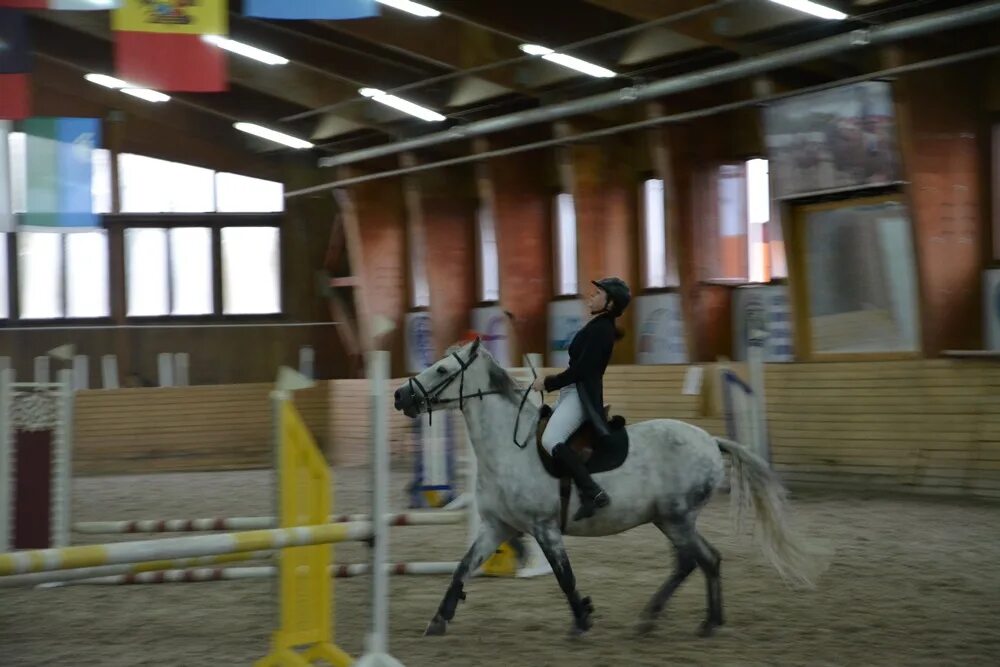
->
[716, 437, 825, 589]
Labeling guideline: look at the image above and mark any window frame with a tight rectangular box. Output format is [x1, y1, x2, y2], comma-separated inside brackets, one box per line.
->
[109, 213, 284, 323]
[788, 193, 922, 361]
[13, 229, 112, 323]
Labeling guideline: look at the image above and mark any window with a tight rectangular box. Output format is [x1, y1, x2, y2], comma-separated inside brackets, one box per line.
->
[8, 132, 112, 216]
[215, 172, 284, 213]
[554, 192, 577, 296]
[18, 232, 62, 319]
[746, 159, 770, 284]
[221, 227, 280, 314]
[126, 227, 213, 316]
[476, 203, 500, 302]
[118, 153, 215, 213]
[169, 227, 213, 315]
[641, 178, 671, 288]
[699, 158, 785, 283]
[0, 234, 8, 319]
[65, 232, 109, 318]
[800, 199, 919, 354]
[126, 228, 168, 316]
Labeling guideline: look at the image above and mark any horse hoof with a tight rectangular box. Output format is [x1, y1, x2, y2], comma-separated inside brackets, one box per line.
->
[697, 621, 719, 638]
[635, 618, 656, 636]
[569, 622, 591, 638]
[424, 617, 448, 637]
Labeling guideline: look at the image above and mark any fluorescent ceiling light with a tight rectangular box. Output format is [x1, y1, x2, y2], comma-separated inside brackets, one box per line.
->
[85, 73, 129, 89]
[85, 73, 169, 103]
[766, 0, 847, 20]
[234, 122, 314, 150]
[121, 88, 170, 103]
[375, 0, 440, 17]
[519, 44, 616, 78]
[359, 87, 445, 122]
[202, 35, 288, 65]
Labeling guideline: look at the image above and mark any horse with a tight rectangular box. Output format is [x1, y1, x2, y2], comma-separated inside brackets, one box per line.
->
[392, 338, 822, 637]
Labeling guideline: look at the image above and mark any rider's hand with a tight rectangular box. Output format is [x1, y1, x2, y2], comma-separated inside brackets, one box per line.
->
[531, 376, 546, 393]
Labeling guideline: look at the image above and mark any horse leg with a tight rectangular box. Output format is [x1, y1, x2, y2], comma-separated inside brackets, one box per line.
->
[693, 531, 724, 636]
[636, 519, 698, 635]
[424, 518, 515, 637]
[534, 522, 594, 636]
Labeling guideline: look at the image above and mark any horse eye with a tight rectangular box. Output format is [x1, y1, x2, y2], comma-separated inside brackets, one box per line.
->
[436, 366, 448, 375]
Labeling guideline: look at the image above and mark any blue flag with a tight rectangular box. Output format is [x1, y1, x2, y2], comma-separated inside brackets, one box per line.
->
[23, 117, 101, 229]
[244, 0, 379, 20]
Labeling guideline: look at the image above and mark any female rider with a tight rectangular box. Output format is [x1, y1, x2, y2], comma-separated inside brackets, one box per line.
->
[531, 276, 631, 521]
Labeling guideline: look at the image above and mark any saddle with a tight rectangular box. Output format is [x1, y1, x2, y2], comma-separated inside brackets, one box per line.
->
[536, 404, 630, 531]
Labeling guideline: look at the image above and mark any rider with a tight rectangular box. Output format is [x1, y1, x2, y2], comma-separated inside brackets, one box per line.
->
[531, 276, 631, 521]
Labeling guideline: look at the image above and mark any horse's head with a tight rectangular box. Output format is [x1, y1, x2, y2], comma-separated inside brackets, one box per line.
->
[393, 337, 494, 419]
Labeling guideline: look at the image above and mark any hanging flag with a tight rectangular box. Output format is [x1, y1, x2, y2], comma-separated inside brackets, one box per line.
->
[0, 121, 13, 233]
[244, 0, 378, 20]
[112, 0, 227, 92]
[21, 117, 101, 230]
[0, 1, 123, 9]
[0, 9, 31, 120]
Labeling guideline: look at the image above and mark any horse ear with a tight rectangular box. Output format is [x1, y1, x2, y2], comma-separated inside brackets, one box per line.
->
[470, 336, 481, 354]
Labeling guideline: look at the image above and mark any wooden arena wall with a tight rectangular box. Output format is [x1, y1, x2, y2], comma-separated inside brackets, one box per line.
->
[71, 359, 1000, 499]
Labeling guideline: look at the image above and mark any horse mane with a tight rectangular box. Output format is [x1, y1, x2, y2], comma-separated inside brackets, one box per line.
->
[484, 356, 526, 404]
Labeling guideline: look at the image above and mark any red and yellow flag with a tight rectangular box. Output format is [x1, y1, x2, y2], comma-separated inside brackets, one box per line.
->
[112, 0, 228, 92]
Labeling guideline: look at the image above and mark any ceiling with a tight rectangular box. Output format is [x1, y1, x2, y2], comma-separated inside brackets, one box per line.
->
[21, 0, 997, 161]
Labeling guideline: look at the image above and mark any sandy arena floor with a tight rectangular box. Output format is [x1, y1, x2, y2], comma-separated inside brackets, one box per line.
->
[2, 466, 999, 667]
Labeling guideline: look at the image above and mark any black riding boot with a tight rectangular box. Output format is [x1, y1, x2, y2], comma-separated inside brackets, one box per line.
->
[552, 443, 611, 521]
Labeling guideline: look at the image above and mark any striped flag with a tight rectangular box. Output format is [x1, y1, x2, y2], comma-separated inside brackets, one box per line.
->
[244, 0, 378, 20]
[0, 1, 122, 9]
[0, 8, 31, 120]
[112, 0, 228, 92]
[22, 117, 101, 230]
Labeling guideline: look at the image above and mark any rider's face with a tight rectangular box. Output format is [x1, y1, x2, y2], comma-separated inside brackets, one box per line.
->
[586, 286, 608, 314]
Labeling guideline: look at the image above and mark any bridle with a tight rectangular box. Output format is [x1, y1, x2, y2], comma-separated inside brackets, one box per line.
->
[402, 341, 541, 449]
[403, 343, 500, 426]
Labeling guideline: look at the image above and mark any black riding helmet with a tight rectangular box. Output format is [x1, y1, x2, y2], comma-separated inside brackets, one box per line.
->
[591, 277, 631, 317]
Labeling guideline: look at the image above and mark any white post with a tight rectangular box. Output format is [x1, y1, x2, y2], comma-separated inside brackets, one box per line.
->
[52, 370, 73, 548]
[0, 368, 13, 552]
[746, 310, 771, 464]
[355, 350, 406, 667]
[101, 355, 119, 389]
[72, 355, 89, 391]
[173, 353, 190, 387]
[298, 346, 315, 379]
[34, 356, 49, 384]
[157, 353, 174, 387]
[465, 426, 480, 548]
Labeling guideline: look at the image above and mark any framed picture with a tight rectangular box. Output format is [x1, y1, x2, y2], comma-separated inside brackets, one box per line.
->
[764, 81, 902, 199]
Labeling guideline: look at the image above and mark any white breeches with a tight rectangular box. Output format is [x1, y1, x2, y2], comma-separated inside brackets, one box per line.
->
[541, 386, 587, 454]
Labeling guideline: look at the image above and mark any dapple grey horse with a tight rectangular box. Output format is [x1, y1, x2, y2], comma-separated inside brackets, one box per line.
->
[393, 338, 821, 637]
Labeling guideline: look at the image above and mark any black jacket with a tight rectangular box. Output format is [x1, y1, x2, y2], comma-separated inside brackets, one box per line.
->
[544, 312, 617, 437]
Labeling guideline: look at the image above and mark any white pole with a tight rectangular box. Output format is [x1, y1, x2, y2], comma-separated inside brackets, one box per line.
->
[355, 349, 406, 667]
[0, 368, 12, 552]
